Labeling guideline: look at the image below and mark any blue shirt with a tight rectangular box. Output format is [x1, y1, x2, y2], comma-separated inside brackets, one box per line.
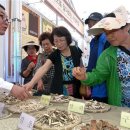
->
[87, 33, 109, 98]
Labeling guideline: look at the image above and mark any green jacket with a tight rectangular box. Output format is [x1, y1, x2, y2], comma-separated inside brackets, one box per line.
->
[82, 46, 121, 106]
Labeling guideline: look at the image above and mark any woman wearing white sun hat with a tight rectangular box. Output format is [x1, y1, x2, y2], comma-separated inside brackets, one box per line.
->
[21, 41, 39, 84]
[72, 6, 130, 107]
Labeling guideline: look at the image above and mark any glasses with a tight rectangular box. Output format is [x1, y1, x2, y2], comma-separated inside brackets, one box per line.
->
[0, 14, 10, 23]
[54, 39, 66, 44]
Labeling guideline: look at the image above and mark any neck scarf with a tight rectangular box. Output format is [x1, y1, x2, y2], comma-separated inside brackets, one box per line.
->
[27, 55, 38, 65]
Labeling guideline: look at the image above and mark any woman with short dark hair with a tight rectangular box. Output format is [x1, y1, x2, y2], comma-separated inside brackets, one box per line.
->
[24, 26, 82, 98]
[34, 32, 55, 95]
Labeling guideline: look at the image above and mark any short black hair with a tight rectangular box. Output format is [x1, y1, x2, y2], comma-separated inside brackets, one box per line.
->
[51, 26, 72, 45]
[38, 32, 51, 46]
[104, 13, 116, 18]
[0, 4, 5, 10]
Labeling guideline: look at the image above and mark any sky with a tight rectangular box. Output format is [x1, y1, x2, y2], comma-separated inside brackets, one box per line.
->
[72, 0, 130, 20]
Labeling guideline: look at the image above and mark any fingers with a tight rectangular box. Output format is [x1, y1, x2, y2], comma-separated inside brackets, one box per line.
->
[72, 67, 86, 76]
[72, 67, 80, 76]
[17, 87, 31, 100]
[11, 85, 32, 100]
[23, 83, 32, 91]
[37, 85, 44, 91]
[72, 67, 86, 80]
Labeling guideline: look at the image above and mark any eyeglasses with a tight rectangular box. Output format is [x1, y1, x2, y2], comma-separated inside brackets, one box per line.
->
[0, 14, 10, 23]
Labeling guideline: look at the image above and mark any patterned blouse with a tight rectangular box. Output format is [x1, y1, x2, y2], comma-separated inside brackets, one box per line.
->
[117, 47, 130, 107]
[34, 51, 55, 94]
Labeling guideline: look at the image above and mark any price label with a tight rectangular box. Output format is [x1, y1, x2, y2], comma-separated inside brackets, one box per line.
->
[120, 111, 130, 128]
[18, 112, 36, 130]
[40, 95, 51, 106]
[68, 101, 85, 114]
[0, 102, 5, 114]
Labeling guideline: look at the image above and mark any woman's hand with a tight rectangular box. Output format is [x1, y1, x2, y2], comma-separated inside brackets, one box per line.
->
[11, 85, 31, 100]
[37, 79, 44, 91]
[23, 81, 34, 91]
[72, 67, 87, 80]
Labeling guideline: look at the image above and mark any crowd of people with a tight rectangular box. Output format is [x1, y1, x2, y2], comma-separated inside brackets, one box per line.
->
[73, 6, 130, 107]
[1, 3, 130, 108]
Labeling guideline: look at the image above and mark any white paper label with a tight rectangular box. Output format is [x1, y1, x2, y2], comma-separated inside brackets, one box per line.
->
[68, 101, 85, 114]
[18, 112, 36, 130]
[120, 111, 130, 128]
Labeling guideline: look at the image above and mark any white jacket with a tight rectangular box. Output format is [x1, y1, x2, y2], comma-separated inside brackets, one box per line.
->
[0, 78, 13, 95]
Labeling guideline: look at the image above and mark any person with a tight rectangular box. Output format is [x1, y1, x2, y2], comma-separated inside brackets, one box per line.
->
[72, 6, 130, 107]
[24, 26, 82, 98]
[84, 12, 110, 103]
[34, 32, 55, 95]
[21, 41, 39, 84]
[0, 4, 30, 100]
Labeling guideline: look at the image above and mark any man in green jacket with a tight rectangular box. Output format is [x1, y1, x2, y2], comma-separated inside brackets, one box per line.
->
[72, 6, 130, 107]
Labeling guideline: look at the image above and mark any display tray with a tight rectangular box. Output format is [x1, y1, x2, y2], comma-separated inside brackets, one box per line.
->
[7, 99, 46, 113]
[0, 95, 21, 105]
[0, 109, 12, 120]
[50, 94, 74, 103]
[84, 100, 111, 113]
[72, 119, 120, 130]
[33, 109, 81, 130]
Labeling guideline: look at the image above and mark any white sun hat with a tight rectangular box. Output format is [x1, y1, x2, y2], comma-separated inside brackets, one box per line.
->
[22, 41, 39, 52]
[88, 6, 130, 35]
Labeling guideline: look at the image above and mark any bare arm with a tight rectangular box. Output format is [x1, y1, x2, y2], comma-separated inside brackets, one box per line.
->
[24, 59, 52, 90]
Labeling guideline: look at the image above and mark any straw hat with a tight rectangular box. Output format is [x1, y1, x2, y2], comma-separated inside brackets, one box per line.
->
[88, 6, 130, 35]
[22, 41, 39, 52]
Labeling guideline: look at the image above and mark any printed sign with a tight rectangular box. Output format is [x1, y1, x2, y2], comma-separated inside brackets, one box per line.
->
[18, 112, 36, 130]
[68, 101, 85, 114]
[40, 95, 51, 106]
[120, 111, 130, 128]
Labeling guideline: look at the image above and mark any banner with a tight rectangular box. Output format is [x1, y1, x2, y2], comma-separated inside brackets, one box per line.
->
[42, 18, 55, 32]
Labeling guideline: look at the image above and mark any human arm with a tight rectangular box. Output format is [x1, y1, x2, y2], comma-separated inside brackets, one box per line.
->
[34, 54, 44, 91]
[37, 79, 44, 91]
[73, 51, 110, 86]
[24, 59, 52, 91]
[10, 85, 31, 100]
[72, 67, 86, 80]
[0, 78, 31, 100]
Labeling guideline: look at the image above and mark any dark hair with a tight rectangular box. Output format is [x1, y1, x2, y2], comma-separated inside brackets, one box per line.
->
[24, 41, 39, 52]
[0, 4, 5, 10]
[51, 26, 72, 45]
[38, 32, 51, 46]
[105, 12, 127, 29]
[104, 13, 116, 18]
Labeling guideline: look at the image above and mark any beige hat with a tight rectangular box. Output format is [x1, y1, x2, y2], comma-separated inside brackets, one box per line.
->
[88, 6, 130, 35]
[22, 41, 39, 52]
